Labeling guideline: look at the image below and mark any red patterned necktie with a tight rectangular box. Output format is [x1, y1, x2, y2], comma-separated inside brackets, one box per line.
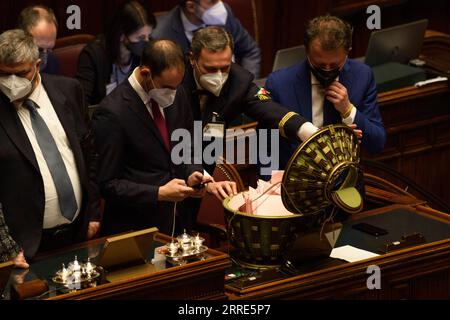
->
[149, 99, 170, 151]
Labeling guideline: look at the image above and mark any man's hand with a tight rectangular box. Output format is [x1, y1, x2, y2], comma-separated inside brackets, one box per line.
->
[158, 179, 194, 202]
[13, 251, 29, 269]
[187, 171, 213, 198]
[348, 123, 363, 140]
[87, 221, 101, 240]
[326, 81, 351, 115]
[206, 181, 238, 201]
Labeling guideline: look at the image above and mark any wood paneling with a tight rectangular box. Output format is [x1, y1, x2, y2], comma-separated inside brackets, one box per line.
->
[226, 205, 450, 300]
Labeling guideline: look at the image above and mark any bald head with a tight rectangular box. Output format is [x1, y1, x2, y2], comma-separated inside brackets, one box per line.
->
[18, 5, 58, 52]
[141, 39, 185, 76]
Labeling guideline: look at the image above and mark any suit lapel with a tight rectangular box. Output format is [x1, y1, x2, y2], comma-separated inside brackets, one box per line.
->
[0, 96, 40, 172]
[124, 81, 170, 154]
[295, 62, 313, 121]
[172, 7, 192, 51]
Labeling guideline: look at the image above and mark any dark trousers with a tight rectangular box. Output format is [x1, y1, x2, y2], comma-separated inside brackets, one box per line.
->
[38, 224, 78, 254]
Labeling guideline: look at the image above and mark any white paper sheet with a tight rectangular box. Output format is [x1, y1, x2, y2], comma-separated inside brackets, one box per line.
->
[330, 245, 379, 263]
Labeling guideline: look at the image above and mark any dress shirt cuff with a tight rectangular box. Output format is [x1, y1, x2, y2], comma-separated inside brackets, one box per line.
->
[297, 122, 319, 142]
[342, 104, 357, 125]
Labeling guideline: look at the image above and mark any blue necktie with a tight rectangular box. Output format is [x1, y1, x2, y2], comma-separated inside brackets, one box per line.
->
[24, 99, 78, 222]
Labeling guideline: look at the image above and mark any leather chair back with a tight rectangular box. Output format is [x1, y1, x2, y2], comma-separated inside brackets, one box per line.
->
[54, 34, 95, 78]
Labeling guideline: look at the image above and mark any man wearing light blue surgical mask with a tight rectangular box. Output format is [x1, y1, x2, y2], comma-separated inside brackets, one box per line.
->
[18, 5, 60, 75]
[152, 0, 261, 78]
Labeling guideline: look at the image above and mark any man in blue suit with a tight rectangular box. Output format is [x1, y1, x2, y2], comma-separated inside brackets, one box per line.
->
[265, 15, 386, 170]
[152, 0, 261, 78]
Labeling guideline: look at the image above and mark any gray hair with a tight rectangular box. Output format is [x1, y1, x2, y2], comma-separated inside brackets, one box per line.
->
[304, 15, 353, 52]
[0, 29, 39, 65]
[191, 26, 234, 60]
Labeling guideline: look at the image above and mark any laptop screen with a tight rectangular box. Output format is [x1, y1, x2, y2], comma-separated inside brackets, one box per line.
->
[364, 19, 428, 67]
[272, 45, 306, 72]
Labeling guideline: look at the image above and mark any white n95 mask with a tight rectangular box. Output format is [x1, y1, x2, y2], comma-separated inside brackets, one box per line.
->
[200, 1, 228, 26]
[0, 72, 35, 102]
[149, 88, 177, 108]
[199, 72, 229, 97]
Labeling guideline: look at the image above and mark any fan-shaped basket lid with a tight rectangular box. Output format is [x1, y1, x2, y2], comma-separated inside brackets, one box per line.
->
[281, 124, 363, 215]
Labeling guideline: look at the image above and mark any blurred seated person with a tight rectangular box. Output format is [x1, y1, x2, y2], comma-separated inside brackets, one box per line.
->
[76, 1, 156, 106]
[92, 39, 210, 236]
[17, 5, 59, 75]
[152, 0, 261, 78]
[0, 203, 28, 268]
[264, 15, 386, 170]
[0, 30, 100, 267]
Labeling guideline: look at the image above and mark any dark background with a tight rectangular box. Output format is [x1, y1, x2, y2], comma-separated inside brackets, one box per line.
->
[0, 0, 449, 77]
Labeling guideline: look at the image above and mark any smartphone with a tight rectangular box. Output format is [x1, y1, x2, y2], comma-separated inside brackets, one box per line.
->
[352, 223, 388, 237]
[191, 182, 207, 190]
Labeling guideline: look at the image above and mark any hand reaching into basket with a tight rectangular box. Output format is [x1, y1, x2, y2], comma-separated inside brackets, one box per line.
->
[206, 181, 238, 202]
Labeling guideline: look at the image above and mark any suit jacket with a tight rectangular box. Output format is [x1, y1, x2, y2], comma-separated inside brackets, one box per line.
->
[265, 59, 387, 169]
[92, 80, 203, 236]
[182, 63, 307, 174]
[76, 36, 140, 106]
[41, 51, 60, 75]
[152, 4, 262, 78]
[0, 74, 100, 259]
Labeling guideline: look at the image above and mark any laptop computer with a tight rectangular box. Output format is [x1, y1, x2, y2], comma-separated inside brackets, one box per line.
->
[272, 45, 306, 72]
[364, 19, 428, 67]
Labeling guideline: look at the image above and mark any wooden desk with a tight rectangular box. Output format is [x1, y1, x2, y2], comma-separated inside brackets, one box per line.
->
[7, 233, 231, 300]
[361, 30, 450, 206]
[225, 204, 450, 300]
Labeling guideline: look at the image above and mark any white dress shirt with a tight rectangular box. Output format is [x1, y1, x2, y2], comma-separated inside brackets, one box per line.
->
[128, 68, 165, 119]
[297, 73, 357, 141]
[15, 76, 82, 229]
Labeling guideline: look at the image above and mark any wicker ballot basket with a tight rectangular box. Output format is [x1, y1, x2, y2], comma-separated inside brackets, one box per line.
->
[223, 125, 363, 269]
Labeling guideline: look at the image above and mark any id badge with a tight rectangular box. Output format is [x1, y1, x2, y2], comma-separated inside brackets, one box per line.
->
[203, 121, 225, 139]
[203, 112, 225, 139]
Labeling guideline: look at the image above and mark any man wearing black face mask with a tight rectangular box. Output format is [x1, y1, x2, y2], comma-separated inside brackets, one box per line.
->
[265, 15, 386, 170]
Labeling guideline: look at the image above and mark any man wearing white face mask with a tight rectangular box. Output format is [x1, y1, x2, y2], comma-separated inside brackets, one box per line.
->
[92, 39, 210, 236]
[152, 0, 261, 78]
[183, 27, 310, 201]
[0, 30, 101, 267]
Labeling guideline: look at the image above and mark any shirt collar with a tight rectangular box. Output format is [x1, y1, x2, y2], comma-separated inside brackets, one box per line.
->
[15, 74, 42, 109]
[180, 9, 203, 33]
[128, 67, 150, 105]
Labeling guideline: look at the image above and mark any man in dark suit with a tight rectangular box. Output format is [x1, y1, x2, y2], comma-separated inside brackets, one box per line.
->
[183, 26, 311, 200]
[92, 39, 209, 236]
[152, 0, 261, 78]
[18, 5, 60, 75]
[265, 15, 386, 170]
[0, 30, 100, 267]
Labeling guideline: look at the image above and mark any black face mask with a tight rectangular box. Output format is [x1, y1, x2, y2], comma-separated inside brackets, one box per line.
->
[310, 64, 341, 88]
[126, 40, 148, 58]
